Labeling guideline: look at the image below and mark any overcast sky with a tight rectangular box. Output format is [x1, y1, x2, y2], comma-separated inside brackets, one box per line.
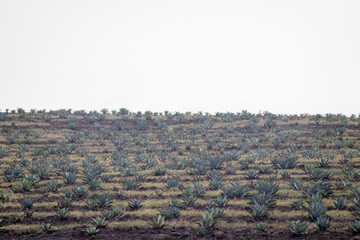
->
[0, 1, 359, 115]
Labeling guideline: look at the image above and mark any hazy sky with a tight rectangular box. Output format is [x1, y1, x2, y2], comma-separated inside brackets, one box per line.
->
[1, 1, 359, 115]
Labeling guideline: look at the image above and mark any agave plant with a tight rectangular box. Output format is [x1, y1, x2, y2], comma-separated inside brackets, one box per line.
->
[153, 166, 167, 176]
[128, 198, 142, 211]
[207, 155, 224, 170]
[350, 220, 360, 233]
[20, 179, 35, 191]
[289, 178, 303, 190]
[315, 215, 330, 231]
[290, 199, 304, 211]
[86, 226, 99, 236]
[183, 193, 197, 206]
[95, 192, 113, 208]
[317, 157, 329, 168]
[304, 182, 333, 198]
[308, 201, 327, 221]
[86, 198, 99, 211]
[100, 174, 114, 183]
[272, 154, 298, 169]
[334, 197, 347, 210]
[0, 192, 8, 202]
[87, 179, 100, 191]
[37, 167, 52, 180]
[280, 170, 291, 179]
[209, 177, 224, 190]
[42, 223, 52, 232]
[150, 214, 166, 229]
[245, 170, 259, 179]
[189, 182, 205, 198]
[46, 180, 59, 193]
[249, 202, 268, 220]
[259, 166, 273, 174]
[214, 195, 228, 208]
[122, 178, 139, 190]
[101, 211, 113, 220]
[288, 220, 309, 236]
[250, 193, 276, 208]
[159, 207, 180, 220]
[169, 198, 181, 208]
[225, 165, 237, 175]
[57, 196, 72, 208]
[13, 213, 25, 223]
[198, 210, 217, 229]
[255, 181, 279, 196]
[63, 172, 77, 185]
[256, 222, 267, 232]
[197, 226, 208, 237]
[21, 197, 34, 217]
[92, 217, 108, 228]
[56, 208, 69, 220]
[21, 197, 34, 210]
[227, 150, 240, 160]
[165, 178, 180, 189]
[111, 206, 124, 218]
[73, 186, 88, 198]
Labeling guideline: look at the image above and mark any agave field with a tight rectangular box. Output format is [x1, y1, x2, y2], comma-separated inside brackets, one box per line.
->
[1, 109, 360, 239]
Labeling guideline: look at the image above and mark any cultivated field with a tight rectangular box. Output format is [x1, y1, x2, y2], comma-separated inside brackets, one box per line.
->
[0, 109, 359, 239]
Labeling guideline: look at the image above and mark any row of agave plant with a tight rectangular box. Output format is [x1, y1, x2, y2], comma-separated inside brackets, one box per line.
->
[1, 110, 360, 237]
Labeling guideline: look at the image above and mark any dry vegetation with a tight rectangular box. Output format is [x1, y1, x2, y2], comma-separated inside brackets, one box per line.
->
[0, 108, 360, 239]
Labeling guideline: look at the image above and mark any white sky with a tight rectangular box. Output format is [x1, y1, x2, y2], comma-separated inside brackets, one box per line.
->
[0, 0, 359, 115]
